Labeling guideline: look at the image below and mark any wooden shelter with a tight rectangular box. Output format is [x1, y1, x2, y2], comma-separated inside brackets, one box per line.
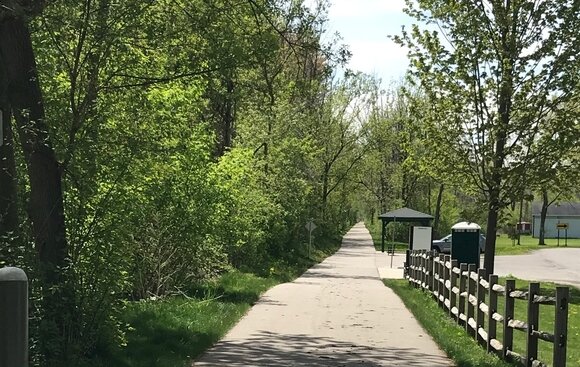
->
[378, 207, 434, 252]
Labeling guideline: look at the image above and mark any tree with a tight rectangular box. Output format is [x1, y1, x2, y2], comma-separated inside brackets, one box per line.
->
[1, 4, 68, 273]
[358, 83, 410, 213]
[0, 3, 73, 362]
[0, 107, 19, 247]
[395, 0, 580, 274]
[535, 165, 580, 246]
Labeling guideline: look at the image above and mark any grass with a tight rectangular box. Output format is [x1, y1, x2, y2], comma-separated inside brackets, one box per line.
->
[93, 235, 342, 367]
[385, 278, 580, 367]
[495, 234, 580, 255]
[384, 279, 513, 367]
[94, 272, 278, 367]
[494, 278, 580, 367]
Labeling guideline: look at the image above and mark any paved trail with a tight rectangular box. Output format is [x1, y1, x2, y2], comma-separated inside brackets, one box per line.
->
[194, 223, 451, 367]
[495, 248, 580, 289]
[378, 246, 580, 290]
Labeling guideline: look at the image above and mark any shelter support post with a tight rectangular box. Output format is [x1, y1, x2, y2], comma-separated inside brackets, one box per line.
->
[381, 219, 386, 252]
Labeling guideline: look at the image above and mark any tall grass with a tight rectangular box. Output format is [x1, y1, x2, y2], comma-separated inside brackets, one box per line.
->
[92, 272, 277, 367]
[91, 235, 342, 366]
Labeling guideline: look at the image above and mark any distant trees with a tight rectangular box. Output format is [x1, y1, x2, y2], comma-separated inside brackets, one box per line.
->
[394, 0, 580, 273]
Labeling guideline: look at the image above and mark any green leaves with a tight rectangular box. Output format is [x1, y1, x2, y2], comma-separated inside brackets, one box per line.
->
[4, 0, 377, 363]
[394, 0, 579, 273]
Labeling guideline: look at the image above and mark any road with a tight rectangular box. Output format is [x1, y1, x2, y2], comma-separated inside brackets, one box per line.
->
[494, 248, 580, 289]
[194, 223, 451, 366]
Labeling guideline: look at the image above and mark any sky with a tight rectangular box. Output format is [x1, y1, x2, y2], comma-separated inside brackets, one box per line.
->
[317, 0, 414, 85]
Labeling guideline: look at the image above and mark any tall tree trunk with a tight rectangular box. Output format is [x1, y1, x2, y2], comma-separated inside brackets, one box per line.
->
[1, 16, 67, 279]
[427, 181, 432, 214]
[539, 189, 549, 246]
[0, 105, 19, 243]
[483, 0, 516, 276]
[211, 77, 236, 157]
[379, 172, 387, 212]
[321, 163, 329, 219]
[433, 183, 444, 237]
[484, 126, 507, 275]
[0, 16, 70, 362]
[484, 193, 500, 275]
[262, 63, 276, 174]
[401, 171, 407, 206]
[222, 78, 235, 153]
[517, 196, 524, 245]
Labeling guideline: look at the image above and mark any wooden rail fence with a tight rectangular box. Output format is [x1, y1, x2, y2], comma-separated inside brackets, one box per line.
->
[405, 249, 569, 367]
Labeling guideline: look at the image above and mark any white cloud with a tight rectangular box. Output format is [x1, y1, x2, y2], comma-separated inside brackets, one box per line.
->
[323, 1, 411, 82]
[347, 40, 409, 82]
[306, 0, 412, 82]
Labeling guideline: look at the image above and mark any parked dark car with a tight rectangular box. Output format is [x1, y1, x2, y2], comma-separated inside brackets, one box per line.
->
[432, 233, 486, 253]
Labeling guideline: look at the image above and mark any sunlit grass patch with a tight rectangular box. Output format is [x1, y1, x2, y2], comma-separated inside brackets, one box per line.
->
[385, 279, 513, 367]
[495, 235, 580, 255]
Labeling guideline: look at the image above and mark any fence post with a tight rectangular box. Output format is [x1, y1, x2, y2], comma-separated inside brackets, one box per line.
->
[487, 274, 498, 354]
[415, 251, 420, 288]
[553, 286, 569, 367]
[444, 255, 451, 314]
[526, 282, 540, 366]
[409, 250, 414, 284]
[438, 254, 445, 308]
[476, 268, 487, 346]
[412, 251, 416, 285]
[432, 255, 438, 299]
[418, 250, 423, 289]
[429, 251, 435, 294]
[450, 259, 458, 320]
[458, 263, 467, 326]
[421, 250, 427, 290]
[0, 267, 28, 367]
[503, 279, 515, 361]
[415, 250, 423, 288]
[405, 249, 411, 280]
[411, 251, 417, 288]
[466, 263, 476, 338]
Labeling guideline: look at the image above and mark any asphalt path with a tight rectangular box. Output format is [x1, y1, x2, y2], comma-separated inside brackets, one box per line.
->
[194, 223, 451, 367]
[494, 248, 580, 289]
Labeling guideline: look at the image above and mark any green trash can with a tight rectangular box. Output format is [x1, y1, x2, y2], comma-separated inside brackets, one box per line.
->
[451, 222, 481, 269]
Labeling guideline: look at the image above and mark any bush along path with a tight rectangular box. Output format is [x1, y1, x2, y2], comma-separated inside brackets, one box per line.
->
[92, 234, 343, 367]
[194, 223, 452, 367]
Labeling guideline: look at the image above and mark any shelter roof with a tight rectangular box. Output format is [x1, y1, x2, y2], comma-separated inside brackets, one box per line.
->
[378, 207, 433, 222]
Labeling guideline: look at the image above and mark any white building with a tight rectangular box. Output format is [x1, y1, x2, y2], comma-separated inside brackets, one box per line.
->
[532, 202, 580, 238]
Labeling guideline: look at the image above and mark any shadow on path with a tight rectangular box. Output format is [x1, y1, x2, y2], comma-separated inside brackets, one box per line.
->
[194, 330, 449, 366]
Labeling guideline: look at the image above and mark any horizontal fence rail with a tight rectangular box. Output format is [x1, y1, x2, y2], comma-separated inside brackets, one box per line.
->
[405, 250, 569, 367]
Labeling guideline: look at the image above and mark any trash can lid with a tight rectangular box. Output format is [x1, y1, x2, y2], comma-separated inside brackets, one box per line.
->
[451, 221, 481, 230]
[0, 267, 28, 281]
